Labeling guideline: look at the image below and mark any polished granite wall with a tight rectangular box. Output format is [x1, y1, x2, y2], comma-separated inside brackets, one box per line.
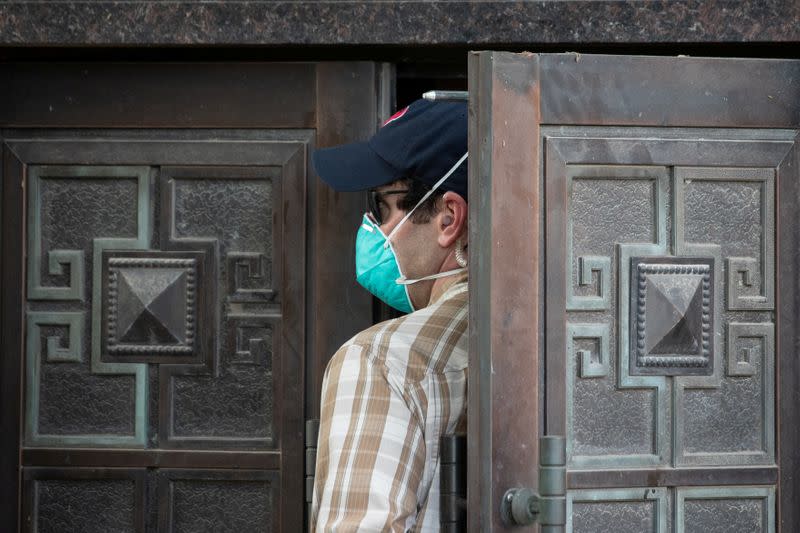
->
[0, 1, 797, 46]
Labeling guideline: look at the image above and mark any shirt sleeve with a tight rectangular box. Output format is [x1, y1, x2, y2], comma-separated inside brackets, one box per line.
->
[312, 343, 426, 533]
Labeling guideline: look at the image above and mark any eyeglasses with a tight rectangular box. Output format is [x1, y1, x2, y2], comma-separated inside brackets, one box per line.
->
[367, 189, 409, 225]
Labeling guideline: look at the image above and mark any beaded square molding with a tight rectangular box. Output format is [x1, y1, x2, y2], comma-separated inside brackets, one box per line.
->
[105, 256, 197, 358]
[630, 257, 714, 376]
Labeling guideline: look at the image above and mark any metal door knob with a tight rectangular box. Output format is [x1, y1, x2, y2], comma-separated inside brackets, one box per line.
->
[501, 487, 540, 526]
[499, 436, 567, 529]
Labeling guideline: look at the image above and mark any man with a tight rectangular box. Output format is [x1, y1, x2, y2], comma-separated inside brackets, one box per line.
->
[310, 99, 469, 532]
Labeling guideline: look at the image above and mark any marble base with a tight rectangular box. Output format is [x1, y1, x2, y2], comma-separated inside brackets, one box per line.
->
[0, 1, 797, 46]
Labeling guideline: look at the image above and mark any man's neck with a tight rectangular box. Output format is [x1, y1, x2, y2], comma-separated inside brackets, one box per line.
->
[428, 270, 468, 306]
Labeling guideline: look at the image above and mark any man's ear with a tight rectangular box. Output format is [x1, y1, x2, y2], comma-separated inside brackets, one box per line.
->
[437, 191, 467, 248]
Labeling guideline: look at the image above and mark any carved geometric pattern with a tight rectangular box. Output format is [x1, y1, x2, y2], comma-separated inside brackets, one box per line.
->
[727, 256, 771, 310]
[232, 325, 273, 367]
[157, 162, 295, 451]
[565, 228, 670, 469]
[566, 164, 669, 313]
[727, 322, 774, 378]
[568, 255, 612, 310]
[568, 323, 610, 378]
[27, 166, 121, 302]
[675, 166, 775, 311]
[28, 312, 85, 364]
[28, 249, 86, 302]
[106, 257, 196, 355]
[227, 252, 275, 302]
[24, 164, 152, 448]
[631, 258, 714, 376]
[731, 346, 755, 376]
[553, 137, 778, 479]
[26, 311, 86, 401]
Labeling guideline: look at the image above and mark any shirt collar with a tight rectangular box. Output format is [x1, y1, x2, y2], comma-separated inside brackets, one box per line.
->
[428, 270, 469, 306]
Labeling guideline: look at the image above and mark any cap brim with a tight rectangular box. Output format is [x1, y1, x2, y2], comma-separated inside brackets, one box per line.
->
[312, 141, 402, 192]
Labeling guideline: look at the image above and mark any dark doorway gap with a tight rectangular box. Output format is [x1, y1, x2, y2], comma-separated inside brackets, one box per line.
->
[1, 42, 799, 63]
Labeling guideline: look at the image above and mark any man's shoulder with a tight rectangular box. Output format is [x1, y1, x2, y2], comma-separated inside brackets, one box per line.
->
[335, 283, 469, 378]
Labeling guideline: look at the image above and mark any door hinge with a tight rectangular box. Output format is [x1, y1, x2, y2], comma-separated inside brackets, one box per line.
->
[500, 435, 567, 530]
[440, 434, 467, 532]
[305, 419, 320, 532]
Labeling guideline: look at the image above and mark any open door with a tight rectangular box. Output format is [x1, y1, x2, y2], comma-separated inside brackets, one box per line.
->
[468, 52, 800, 532]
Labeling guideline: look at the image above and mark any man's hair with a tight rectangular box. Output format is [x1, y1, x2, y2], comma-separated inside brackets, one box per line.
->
[397, 178, 444, 224]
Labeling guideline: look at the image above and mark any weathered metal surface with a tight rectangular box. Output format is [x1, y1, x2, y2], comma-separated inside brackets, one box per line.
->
[468, 50, 541, 532]
[545, 134, 778, 475]
[305, 419, 320, 533]
[567, 165, 668, 314]
[23, 448, 282, 470]
[1, 144, 25, 532]
[22, 467, 147, 532]
[25, 164, 150, 448]
[0, 63, 317, 128]
[156, 163, 294, 452]
[676, 487, 775, 533]
[3, 62, 380, 531]
[479, 52, 799, 533]
[551, 144, 669, 468]
[17, 134, 302, 528]
[776, 137, 800, 532]
[308, 63, 379, 421]
[539, 54, 800, 128]
[7, 135, 311, 167]
[539, 436, 567, 531]
[156, 469, 277, 532]
[568, 466, 779, 489]
[568, 488, 668, 533]
[676, 166, 775, 312]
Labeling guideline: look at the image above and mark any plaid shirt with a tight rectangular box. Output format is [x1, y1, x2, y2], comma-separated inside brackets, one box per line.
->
[312, 276, 468, 532]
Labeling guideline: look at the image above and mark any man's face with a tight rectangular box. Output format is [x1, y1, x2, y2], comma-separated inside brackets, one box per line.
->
[370, 181, 448, 309]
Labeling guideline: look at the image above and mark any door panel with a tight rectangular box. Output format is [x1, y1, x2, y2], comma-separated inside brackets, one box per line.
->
[469, 52, 800, 532]
[23, 467, 147, 532]
[547, 134, 782, 470]
[1, 62, 380, 532]
[156, 469, 278, 530]
[551, 133, 782, 532]
[15, 133, 305, 531]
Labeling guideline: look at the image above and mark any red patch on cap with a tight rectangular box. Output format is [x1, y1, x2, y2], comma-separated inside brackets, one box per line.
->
[382, 106, 409, 127]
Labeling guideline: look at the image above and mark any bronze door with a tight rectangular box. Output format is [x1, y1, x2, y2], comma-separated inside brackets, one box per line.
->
[468, 53, 800, 532]
[0, 62, 381, 532]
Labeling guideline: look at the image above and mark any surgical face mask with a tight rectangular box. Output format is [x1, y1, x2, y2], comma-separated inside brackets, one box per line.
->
[355, 152, 468, 313]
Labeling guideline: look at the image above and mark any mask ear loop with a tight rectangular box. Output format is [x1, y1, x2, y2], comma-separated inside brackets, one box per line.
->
[397, 268, 466, 285]
[383, 152, 468, 248]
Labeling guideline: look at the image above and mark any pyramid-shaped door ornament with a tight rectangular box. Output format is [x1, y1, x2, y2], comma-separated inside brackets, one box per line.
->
[630, 257, 714, 376]
[102, 251, 210, 365]
[114, 267, 190, 346]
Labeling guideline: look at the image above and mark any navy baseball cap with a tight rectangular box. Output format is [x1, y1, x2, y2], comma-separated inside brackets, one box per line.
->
[311, 99, 468, 200]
